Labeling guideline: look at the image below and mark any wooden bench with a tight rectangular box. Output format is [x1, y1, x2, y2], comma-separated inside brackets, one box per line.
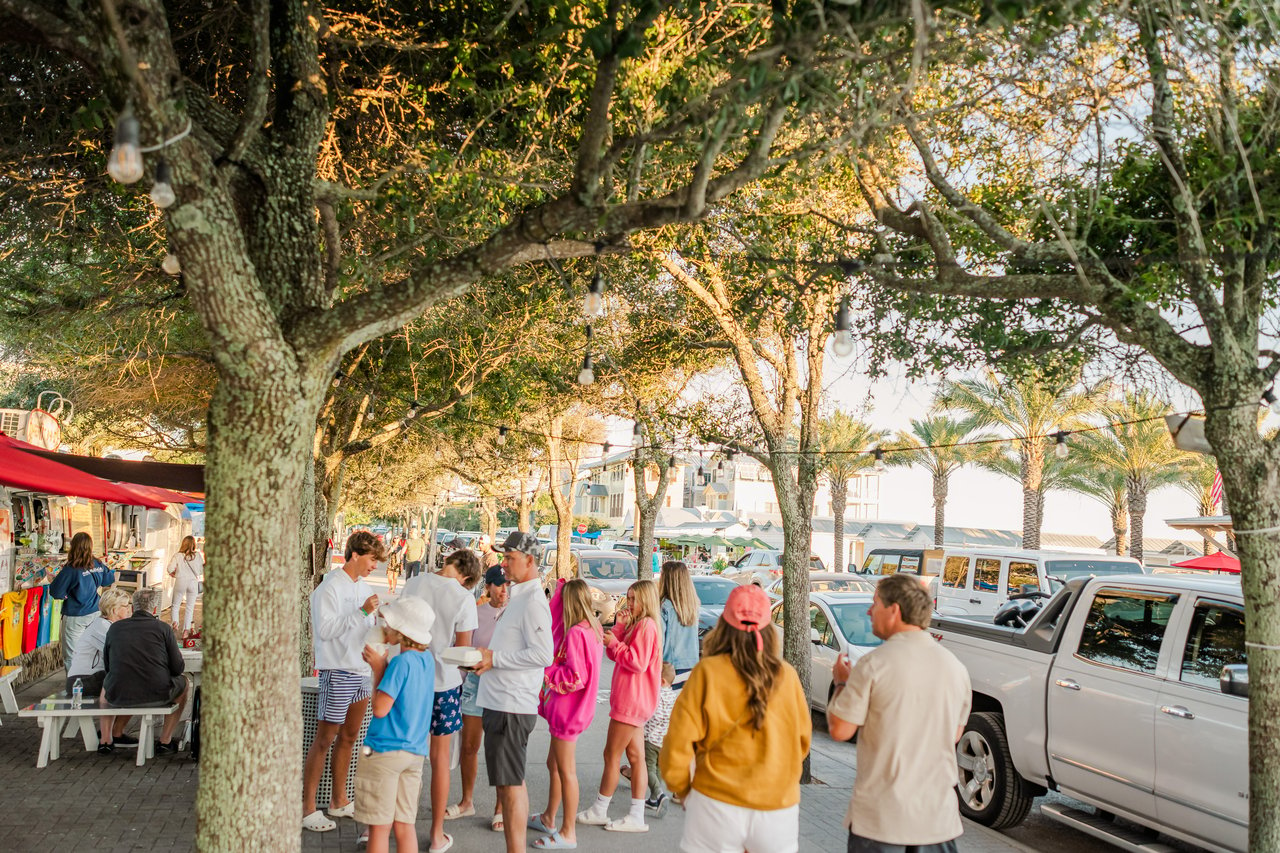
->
[0, 665, 21, 718]
[19, 694, 178, 768]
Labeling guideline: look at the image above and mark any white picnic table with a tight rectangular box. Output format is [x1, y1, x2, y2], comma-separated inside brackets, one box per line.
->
[19, 694, 178, 768]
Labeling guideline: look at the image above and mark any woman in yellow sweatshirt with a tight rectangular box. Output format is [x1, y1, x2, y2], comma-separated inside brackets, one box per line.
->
[659, 583, 812, 853]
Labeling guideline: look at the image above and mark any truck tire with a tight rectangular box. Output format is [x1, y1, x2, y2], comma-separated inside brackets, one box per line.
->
[955, 711, 1035, 829]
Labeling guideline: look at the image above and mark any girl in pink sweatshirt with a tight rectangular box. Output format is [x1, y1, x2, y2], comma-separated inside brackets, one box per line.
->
[577, 579, 662, 834]
[533, 579, 603, 849]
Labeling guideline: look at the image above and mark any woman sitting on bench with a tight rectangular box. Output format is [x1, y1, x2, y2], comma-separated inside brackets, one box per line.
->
[65, 587, 133, 755]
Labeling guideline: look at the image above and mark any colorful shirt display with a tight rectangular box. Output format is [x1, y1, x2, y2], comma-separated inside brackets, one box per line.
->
[1, 591, 25, 660]
[37, 587, 53, 647]
[21, 586, 43, 654]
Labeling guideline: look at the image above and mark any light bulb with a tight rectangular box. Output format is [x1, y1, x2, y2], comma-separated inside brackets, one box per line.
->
[583, 272, 605, 318]
[577, 352, 594, 385]
[107, 110, 144, 184]
[1265, 389, 1280, 416]
[873, 447, 885, 472]
[161, 253, 181, 275]
[497, 426, 508, 446]
[150, 160, 176, 209]
[832, 329, 855, 358]
[1054, 432, 1070, 459]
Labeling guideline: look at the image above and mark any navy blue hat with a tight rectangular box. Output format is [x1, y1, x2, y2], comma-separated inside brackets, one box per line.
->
[484, 566, 509, 587]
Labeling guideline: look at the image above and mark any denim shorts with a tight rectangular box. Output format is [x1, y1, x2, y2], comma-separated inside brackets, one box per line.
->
[459, 671, 482, 717]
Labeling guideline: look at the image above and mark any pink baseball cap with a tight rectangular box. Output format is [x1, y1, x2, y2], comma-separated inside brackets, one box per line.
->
[723, 584, 771, 650]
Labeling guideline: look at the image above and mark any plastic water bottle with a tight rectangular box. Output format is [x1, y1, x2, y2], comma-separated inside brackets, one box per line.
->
[71, 677, 83, 709]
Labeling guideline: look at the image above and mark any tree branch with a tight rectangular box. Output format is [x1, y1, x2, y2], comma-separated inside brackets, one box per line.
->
[223, 0, 270, 163]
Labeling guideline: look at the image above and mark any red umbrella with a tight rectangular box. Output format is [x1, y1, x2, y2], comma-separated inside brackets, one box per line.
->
[1170, 552, 1241, 573]
[0, 433, 165, 509]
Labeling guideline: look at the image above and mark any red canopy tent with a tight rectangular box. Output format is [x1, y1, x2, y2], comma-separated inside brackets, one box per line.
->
[1170, 552, 1241, 573]
[0, 433, 166, 509]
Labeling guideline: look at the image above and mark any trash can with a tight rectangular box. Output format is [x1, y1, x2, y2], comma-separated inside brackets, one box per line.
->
[301, 676, 371, 806]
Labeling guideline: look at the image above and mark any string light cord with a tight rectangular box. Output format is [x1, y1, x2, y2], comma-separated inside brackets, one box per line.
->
[139, 119, 193, 153]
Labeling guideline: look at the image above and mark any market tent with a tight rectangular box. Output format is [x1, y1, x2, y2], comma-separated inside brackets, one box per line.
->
[0, 433, 166, 509]
[1170, 552, 1241, 573]
[697, 534, 731, 548]
[728, 536, 770, 549]
[10, 443, 205, 492]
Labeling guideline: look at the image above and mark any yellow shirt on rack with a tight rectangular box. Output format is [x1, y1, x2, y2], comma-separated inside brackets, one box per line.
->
[1, 590, 27, 660]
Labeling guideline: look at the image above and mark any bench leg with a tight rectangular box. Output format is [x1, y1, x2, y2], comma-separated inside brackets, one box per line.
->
[50, 721, 62, 761]
[0, 682, 17, 714]
[36, 718, 54, 768]
[78, 716, 98, 751]
[137, 715, 153, 767]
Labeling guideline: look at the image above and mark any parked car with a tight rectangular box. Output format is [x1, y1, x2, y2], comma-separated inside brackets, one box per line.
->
[597, 539, 641, 557]
[769, 592, 881, 710]
[541, 549, 638, 624]
[727, 550, 827, 586]
[763, 572, 878, 602]
[691, 575, 740, 637]
[539, 542, 596, 569]
[932, 574, 1246, 850]
[858, 546, 943, 577]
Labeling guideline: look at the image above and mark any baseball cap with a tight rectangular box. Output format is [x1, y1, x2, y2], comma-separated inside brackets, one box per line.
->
[484, 566, 509, 587]
[494, 531, 544, 559]
[723, 584, 771, 651]
[378, 597, 435, 646]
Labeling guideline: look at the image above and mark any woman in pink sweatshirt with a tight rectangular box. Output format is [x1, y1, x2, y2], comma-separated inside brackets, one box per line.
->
[533, 579, 603, 849]
[577, 578, 662, 834]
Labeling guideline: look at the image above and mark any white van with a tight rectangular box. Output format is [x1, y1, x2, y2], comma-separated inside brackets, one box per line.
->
[932, 547, 1145, 619]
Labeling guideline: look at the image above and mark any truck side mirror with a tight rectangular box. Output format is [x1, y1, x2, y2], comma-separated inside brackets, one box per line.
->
[1220, 664, 1249, 698]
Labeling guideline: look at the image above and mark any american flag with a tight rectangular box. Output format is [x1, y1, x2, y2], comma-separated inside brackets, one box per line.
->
[1210, 470, 1224, 510]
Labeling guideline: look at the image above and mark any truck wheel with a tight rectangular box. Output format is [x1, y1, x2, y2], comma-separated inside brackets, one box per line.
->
[955, 711, 1034, 829]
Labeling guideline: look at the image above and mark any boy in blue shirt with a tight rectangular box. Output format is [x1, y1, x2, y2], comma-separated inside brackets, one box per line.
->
[355, 597, 437, 853]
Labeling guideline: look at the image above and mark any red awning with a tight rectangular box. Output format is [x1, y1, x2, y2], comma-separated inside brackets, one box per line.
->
[0, 433, 166, 509]
[1170, 552, 1241, 573]
[10, 442, 205, 493]
[120, 483, 200, 505]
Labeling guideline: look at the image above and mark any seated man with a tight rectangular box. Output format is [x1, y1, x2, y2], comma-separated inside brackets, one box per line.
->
[102, 587, 188, 755]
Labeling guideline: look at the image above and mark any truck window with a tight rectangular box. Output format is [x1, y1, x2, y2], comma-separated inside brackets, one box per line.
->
[1007, 561, 1040, 596]
[861, 554, 883, 574]
[1180, 601, 1246, 690]
[973, 558, 1000, 592]
[900, 555, 921, 573]
[942, 556, 970, 589]
[880, 555, 901, 575]
[1075, 589, 1179, 674]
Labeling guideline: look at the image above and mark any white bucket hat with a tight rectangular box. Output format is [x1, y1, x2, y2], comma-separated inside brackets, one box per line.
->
[378, 597, 435, 646]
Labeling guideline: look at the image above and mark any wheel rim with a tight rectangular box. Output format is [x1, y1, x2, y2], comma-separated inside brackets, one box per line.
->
[956, 730, 998, 811]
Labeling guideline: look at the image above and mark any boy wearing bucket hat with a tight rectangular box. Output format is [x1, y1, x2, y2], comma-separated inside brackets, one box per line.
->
[354, 597, 438, 853]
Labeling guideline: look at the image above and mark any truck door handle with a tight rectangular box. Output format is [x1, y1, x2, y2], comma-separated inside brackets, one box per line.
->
[1161, 705, 1195, 720]
[1054, 679, 1081, 691]
[969, 598, 982, 604]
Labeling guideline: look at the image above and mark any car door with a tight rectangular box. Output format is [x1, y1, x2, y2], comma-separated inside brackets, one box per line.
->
[809, 603, 840, 709]
[935, 554, 972, 615]
[961, 556, 1003, 616]
[1046, 587, 1179, 818]
[1154, 598, 1248, 851]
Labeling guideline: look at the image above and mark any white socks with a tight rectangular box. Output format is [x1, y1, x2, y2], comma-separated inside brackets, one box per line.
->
[629, 798, 645, 822]
[594, 794, 612, 812]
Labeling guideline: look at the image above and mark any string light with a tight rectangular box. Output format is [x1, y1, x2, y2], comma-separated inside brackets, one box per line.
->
[1053, 431, 1070, 459]
[583, 272, 605, 318]
[872, 447, 885, 472]
[831, 297, 854, 359]
[161, 253, 181, 275]
[497, 426, 508, 445]
[1264, 388, 1280, 416]
[717, 459, 724, 471]
[603, 442, 611, 455]
[668, 455, 677, 468]
[150, 159, 176, 209]
[107, 105, 143, 184]
[577, 352, 595, 385]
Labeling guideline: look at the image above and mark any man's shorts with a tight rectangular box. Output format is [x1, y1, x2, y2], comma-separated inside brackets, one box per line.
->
[459, 672, 482, 717]
[105, 674, 188, 708]
[353, 748, 424, 826]
[318, 669, 371, 724]
[847, 833, 959, 853]
[482, 709, 536, 787]
[430, 685, 463, 736]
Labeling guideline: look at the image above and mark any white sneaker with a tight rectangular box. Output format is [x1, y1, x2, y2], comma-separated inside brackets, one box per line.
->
[576, 804, 610, 826]
[604, 814, 648, 833]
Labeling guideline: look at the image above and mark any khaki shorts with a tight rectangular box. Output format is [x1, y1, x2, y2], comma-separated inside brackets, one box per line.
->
[353, 749, 425, 826]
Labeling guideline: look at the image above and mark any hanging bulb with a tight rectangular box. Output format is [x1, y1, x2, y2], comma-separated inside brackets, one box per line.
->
[717, 459, 724, 471]
[1054, 431, 1070, 459]
[1265, 388, 1280, 416]
[577, 352, 595, 385]
[434, 449, 444, 462]
[583, 272, 605, 318]
[497, 426, 508, 446]
[873, 447, 885, 472]
[161, 253, 181, 275]
[831, 298, 855, 358]
[668, 455, 677, 468]
[331, 371, 343, 388]
[696, 465, 704, 479]
[150, 159, 176, 209]
[107, 106, 144, 184]
[602, 442, 611, 455]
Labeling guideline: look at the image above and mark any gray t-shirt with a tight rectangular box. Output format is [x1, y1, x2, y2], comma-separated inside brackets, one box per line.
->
[829, 629, 972, 845]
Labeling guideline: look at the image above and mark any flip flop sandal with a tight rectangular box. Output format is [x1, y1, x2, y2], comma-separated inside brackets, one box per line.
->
[491, 813, 505, 832]
[528, 815, 556, 834]
[533, 832, 578, 850]
[301, 810, 336, 832]
[428, 832, 454, 853]
[444, 803, 475, 819]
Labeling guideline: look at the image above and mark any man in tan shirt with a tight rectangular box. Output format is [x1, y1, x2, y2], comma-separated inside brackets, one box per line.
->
[827, 573, 972, 853]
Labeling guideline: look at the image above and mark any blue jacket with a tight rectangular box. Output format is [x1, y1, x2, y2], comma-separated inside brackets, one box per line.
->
[660, 598, 700, 670]
[49, 560, 115, 617]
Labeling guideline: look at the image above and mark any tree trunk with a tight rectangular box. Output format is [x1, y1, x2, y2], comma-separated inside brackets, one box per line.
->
[517, 486, 532, 534]
[480, 497, 498, 539]
[1128, 482, 1147, 565]
[634, 460, 673, 581]
[1020, 447, 1044, 550]
[830, 477, 848, 572]
[1111, 500, 1129, 557]
[197, 370, 316, 852]
[932, 474, 948, 547]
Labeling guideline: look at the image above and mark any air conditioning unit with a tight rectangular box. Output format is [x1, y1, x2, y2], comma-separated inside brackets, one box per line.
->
[0, 404, 65, 449]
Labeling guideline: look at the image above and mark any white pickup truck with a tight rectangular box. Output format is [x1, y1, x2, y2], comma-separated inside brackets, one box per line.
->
[931, 574, 1248, 853]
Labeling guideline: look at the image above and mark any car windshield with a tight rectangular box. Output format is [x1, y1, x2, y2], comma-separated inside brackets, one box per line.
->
[1045, 559, 1144, 591]
[694, 580, 737, 606]
[581, 557, 637, 580]
[829, 603, 882, 647]
[812, 578, 876, 593]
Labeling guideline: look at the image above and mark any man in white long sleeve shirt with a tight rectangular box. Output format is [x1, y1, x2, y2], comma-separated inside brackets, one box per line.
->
[473, 531, 553, 853]
[302, 531, 382, 833]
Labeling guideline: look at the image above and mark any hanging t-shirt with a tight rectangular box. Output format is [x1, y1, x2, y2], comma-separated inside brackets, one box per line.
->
[37, 588, 53, 647]
[22, 586, 43, 654]
[49, 599, 62, 643]
[0, 591, 23, 659]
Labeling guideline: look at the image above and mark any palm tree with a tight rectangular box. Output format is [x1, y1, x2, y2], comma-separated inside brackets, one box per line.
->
[1058, 443, 1130, 555]
[818, 411, 887, 571]
[937, 368, 1100, 549]
[1177, 454, 1220, 555]
[1081, 392, 1189, 563]
[887, 414, 991, 546]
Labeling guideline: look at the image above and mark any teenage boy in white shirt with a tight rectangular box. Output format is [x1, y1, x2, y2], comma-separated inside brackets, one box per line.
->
[302, 530, 382, 833]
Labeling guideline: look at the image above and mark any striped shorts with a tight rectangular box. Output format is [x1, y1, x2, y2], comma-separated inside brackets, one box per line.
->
[318, 669, 371, 724]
